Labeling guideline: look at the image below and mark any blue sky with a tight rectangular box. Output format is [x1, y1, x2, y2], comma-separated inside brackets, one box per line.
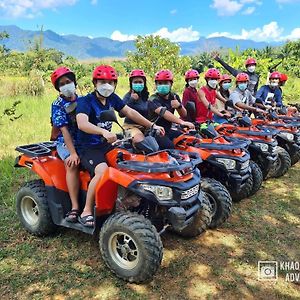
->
[0, 0, 300, 42]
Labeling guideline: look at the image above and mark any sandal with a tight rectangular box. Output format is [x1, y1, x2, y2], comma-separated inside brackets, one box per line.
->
[65, 209, 80, 223]
[78, 215, 95, 228]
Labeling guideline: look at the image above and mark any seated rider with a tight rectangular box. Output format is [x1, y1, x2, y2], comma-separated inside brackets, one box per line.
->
[76, 65, 163, 227]
[50, 67, 80, 223]
[148, 69, 194, 149]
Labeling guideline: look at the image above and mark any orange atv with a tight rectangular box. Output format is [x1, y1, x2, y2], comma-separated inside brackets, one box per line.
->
[173, 125, 258, 206]
[15, 111, 212, 284]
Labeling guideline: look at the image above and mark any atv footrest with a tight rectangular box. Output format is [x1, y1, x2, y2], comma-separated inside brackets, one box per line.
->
[15, 142, 56, 157]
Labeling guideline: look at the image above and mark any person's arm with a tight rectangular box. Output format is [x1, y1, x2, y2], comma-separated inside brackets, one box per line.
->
[214, 56, 239, 77]
[171, 94, 187, 118]
[255, 86, 265, 104]
[275, 89, 283, 107]
[254, 75, 260, 95]
[60, 126, 80, 166]
[197, 89, 226, 117]
[216, 91, 227, 104]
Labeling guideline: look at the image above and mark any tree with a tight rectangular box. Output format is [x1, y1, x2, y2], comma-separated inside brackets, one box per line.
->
[126, 35, 191, 77]
[0, 31, 10, 56]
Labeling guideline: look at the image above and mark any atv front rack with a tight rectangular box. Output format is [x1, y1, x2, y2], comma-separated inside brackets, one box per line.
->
[16, 142, 56, 157]
[236, 129, 278, 137]
[117, 150, 202, 173]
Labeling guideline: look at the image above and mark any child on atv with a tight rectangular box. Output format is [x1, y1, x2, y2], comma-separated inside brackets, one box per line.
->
[148, 69, 194, 149]
[76, 65, 164, 227]
[50, 67, 80, 223]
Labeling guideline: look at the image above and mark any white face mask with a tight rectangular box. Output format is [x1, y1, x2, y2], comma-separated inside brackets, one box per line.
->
[188, 79, 198, 88]
[270, 82, 278, 87]
[247, 66, 256, 73]
[97, 83, 115, 97]
[208, 79, 218, 89]
[59, 82, 76, 98]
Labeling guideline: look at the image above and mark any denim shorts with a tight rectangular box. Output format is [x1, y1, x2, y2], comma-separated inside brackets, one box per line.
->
[56, 143, 70, 161]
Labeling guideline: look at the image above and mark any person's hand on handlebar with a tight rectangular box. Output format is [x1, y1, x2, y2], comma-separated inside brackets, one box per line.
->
[102, 130, 117, 144]
[153, 124, 165, 136]
[181, 121, 195, 129]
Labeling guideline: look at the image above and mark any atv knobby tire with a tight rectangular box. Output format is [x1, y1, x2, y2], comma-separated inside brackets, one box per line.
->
[175, 193, 212, 237]
[229, 174, 253, 202]
[248, 160, 263, 196]
[269, 146, 291, 178]
[201, 177, 232, 229]
[290, 150, 300, 166]
[16, 179, 57, 236]
[99, 212, 163, 283]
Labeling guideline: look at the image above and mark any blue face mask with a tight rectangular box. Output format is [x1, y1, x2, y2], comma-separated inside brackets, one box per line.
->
[157, 84, 171, 95]
[238, 83, 248, 91]
[132, 83, 144, 93]
[222, 82, 232, 90]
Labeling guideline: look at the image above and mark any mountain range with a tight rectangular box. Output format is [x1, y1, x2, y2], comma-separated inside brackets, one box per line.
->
[0, 25, 283, 60]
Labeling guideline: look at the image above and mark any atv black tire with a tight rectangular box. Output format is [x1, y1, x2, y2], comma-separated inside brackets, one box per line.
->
[99, 212, 163, 283]
[201, 177, 232, 229]
[175, 193, 212, 238]
[290, 150, 300, 166]
[248, 160, 263, 196]
[269, 146, 291, 178]
[16, 179, 57, 236]
[229, 174, 253, 202]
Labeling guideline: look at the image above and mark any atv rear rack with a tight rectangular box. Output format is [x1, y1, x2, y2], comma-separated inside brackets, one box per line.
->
[16, 142, 56, 157]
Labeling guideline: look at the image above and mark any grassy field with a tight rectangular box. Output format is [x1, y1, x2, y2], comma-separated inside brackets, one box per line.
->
[0, 84, 300, 300]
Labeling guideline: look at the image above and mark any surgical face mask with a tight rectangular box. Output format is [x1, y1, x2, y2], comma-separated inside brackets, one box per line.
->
[270, 82, 279, 88]
[247, 65, 256, 73]
[59, 82, 76, 98]
[157, 84, 171, 95]
[96, 83, 115, 97]
[207, 79, 218, 89]
[222, 82, 232, 91]
[238, 83, 248, 91]
[188, 79, 198, 88]
[132, 83, 144, 93]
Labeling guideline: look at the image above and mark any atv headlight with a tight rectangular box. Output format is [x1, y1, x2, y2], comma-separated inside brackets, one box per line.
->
[279, 132, 294, 142]
[140, 184, 173, 201]
[216, 158, 236, 170]
[253, 142, 269, 152]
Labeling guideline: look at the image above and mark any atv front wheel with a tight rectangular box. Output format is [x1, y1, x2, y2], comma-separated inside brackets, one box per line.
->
[290, 150, 300, 166]
[248, 160, 263, 196]
[99, 212, 163, 283]
[201, 177, 232, 229]
[269, 146, 291, 178]
[229, 174, 253, 202]
[175, 193, 212, 237]
[16, 180, 57, 236]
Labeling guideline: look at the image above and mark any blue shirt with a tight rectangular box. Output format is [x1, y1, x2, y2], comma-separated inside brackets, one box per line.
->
[256, 85, 283, 107]
[76, 92, 125, 151]
[51, 96, 78, 145]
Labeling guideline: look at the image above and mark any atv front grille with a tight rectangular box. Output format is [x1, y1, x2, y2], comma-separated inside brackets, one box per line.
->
[181, 184, 199, 200]
[240, 160, 249, 170]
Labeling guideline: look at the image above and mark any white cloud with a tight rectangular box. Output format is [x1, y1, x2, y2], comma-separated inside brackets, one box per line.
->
[91, 0, 97, 4]
[110, 30, 136, 42]
[276, 0, 300, 3]
[210, 0, 243, 16]
[285, 27, 300, 40]
[208, 21, 284, 42]
[0, 0, 77, 18]
[242, 6, 255, 14]
[170, 9, 177, 14]
[152, 26, 200, 42]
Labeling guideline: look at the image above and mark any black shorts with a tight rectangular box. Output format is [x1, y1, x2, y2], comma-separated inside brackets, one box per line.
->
[79, 143, 113, 176]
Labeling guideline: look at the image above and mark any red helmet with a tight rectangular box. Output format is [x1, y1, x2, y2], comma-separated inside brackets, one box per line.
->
[269, 71, 281, 80]
[185, 69, 199, 80]
[236, 73, 249, 82]
[51, 66, 75, 90]
[155, 69, 173, 82]
[245, 58, 257, 66]
[92, 65, 118, 81]
[129, 69, 146, 79]
[220, 74, 232, 83]
[204, 68, 221, 79]
[280, 73, 288, 82]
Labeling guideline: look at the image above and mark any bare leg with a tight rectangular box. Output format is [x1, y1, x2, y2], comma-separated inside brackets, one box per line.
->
[81, 162, 108, 223]
[66, 165, 80, 210]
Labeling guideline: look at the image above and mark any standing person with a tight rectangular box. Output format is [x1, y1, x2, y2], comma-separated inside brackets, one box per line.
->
[229, 73, 264, 114]
[213, 52, 259, 96]
[148, 69, 194, 149]
[76, 65, 163, 227]
[256, 71, 283, 108]
[51, 67, 80, 222]
[196, 68, 230, 124]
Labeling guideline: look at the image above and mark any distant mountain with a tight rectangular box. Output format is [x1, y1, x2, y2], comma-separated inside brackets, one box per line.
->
[0, 25, 283, 59]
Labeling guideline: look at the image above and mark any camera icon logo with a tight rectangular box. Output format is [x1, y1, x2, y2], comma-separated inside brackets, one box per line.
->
[258, 261, 278, 280]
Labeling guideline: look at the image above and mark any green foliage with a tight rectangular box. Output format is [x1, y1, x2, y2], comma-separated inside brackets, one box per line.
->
[126, 35, 191, 77]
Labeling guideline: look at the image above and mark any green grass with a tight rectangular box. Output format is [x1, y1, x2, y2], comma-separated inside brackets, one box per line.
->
[0, 82, 300, 299]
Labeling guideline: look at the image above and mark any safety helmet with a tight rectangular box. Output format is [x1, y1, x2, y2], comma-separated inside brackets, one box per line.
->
[269, 71, 281, 80]
[280, 73, 288, 82]
[51, 66, 76, 90]
[219, 74, 232, 83]
[129, 69, 146, 79]
[245, 58, 257, 66]
[185, 69, 199, 81]
[155, 69, 174, 82]
[204, 68, 221, 80]
[236, 72, 249, 82]
[92, 65, 118, 81]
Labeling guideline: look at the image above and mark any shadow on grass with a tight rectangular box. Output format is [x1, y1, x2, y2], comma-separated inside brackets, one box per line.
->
[0, 155, 299, 300]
